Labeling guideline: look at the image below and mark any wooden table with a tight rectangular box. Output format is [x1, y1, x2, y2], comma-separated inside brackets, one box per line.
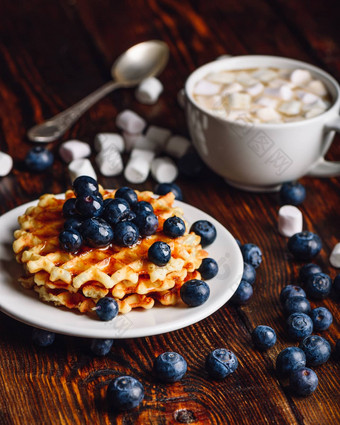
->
[0, 1, 339, 424]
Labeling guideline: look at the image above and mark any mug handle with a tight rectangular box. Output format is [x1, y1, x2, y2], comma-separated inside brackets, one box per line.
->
[307, 116, 340, 177]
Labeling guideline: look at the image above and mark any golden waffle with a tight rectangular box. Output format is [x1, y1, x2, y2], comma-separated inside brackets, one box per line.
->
[13, 188, 208, 315]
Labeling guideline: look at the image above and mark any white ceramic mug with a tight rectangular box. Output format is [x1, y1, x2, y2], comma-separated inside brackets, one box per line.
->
[184, 55, 340, 191]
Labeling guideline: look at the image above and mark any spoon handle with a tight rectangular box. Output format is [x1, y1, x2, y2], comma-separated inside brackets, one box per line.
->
[27, 80, 122, 142]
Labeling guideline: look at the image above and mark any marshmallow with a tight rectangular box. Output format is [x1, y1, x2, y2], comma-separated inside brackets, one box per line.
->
[95, 148, 123, 177]
[151, 157, 178, 183]
[0, 151, 13, 176]
[278, 100, 302, 116]
[246, 82, 264, 97]
[165, 135, 191, 158]
[124, 149, 155, 184]
[116, 110, 146, 134]
[236, 72, 257, 87]
[145, 126, 171, 149]
[269, 78, 293, 88]
[227, 93, 251, 110]
[256, 96, 279, 109]
[194, 95, 224, 111]
[330, 242, 340, 268]
[135, 77, 163, 105]
[256, 107, 282, 123]
[264, 85, 293, 101]
[296, 91, 320, 105]
[206, 71, 235, 84]
[290, 69, 312, 86]
[278, 205, 303, 237]
[222, 82, 243, 95]
[306, 80, 328, 96]
[59, 140, 91, 164]
[193, 80, 221, 96]
[252, 68, 278, 83]
[305, 107, 326, 119]
[94, 133, 124, 153]
[68, 158, 97, 182]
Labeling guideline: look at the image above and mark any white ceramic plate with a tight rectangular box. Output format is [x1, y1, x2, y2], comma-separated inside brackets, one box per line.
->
[0, 197, 243, 339]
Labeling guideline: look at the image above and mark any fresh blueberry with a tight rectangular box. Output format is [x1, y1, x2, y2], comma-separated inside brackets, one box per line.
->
[252, 325, 277, 350]
[289, 367, 318, 396]
[62, 198, 78, 218]
[107, 376, 144, 410]
[284, 296, 311, 316]
[178, 150, 204, 177]
[148, 241, 171, 266]
[299, 335, 331, 366]
[305, 272, 332, 299]
[80, 218, 114, 247]
[132, 201, 154, 215]
[114, 221, 139, 247]
[95, 298, 119, 321]
[242, 262, 256, 284]
[205, 348, 238, 379]
[198, 258, 219, 280]
[73, 175, 99, 197]
[231, 280, 253, 305]
[64, 217, 83, 232]
[163, 216, 186, 238]
[25, 146, 54, 171]
[180, 279, 210, 307]
[240, 243, 262, 268]
[90, 339, 114, 356]
[190, 220, 216, 247]
[280, 285, 306, 304]
[153, 352, 187, 383]
[299, 263, 322, 285]
[333, 274, 340, 300]
[286, 312, 313, 340]
[336, 340, 340, 360]
[276, 347, 306, 377]
[154, 182, 183, 201]
[103, 198, 130, 226]
[279, 181, 306, 206]
[75, 194, 103, 218]
[310, 307, 333, 331]
[287, 231, 322, 260]
[123, 211, 137, 222]
[32, 328, 55, 347]
[59, 229, 83, 252]
[133, 212, 159, 237]
[115, 187, 138, 207]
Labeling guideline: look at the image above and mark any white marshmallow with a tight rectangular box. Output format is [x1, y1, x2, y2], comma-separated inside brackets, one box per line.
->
[278, 205, 303, 237]
[194, 95, 224, 111]
[246, 82, 264, 97]
[151, 157, 178, 183]
[116, 110, 146, 134]
[227, 93, 251, 110]
[252, 68, 278, 83]
[135, 77, 163, 105]
[256, 107, 282, 123]
[296, 91, 320, 105]
[221, 82, 243, 95]
[256, 96, 279, 109]
[59, 140, 91, 164]
[0, 151, 13, 176]
[206, 71, 235, 84]
[236, 72, 257, 87]
[290, 69, 312, 86]
[264, 85, 293, 101]
[68, 158, 96, 182]
[306, 80, 328, 96]
[95, 149, 123, 177]
[193, 80, 221, 96]
[124, 149, 155, 184]
[94, 133, 124, 153]
[305, 107, 325, 119]
[145, 126, 171, 149]
[165, 135, 191, 158]
[269, 78, 293, 88]
[278, 100, 302, 116]
[329, 242, 340, 268]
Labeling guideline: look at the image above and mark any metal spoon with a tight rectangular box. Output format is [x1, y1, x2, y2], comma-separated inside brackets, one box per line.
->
[28, 40, 169, 142]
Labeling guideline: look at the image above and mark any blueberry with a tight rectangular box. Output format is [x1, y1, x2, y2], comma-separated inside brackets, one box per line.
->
[180, 279, 210, 307]
[73, 175, 99, 197]
[240, 243, 262, 268]
[299, 335, 331, 366]
[114, 221, 139, 247]
[103, 198, 114, 208]
[107, 376, 144, 410]
[252, 325, 277, 350]
[205, 348, 238, 379]
[242, 262, 256, 284]
[153, 351, 187, 383]
[231, 280, 253, 305]
[80, 218, 114, 247]
[25, 146, 54, 171]
[279, 181, 306, 206]
[95, 298, 119, 321]
[310, 307, 333, 331]
[190, 220, 216, 247]
[198, 258, 219, 280]
[59, 229, 83, 252]
[62, 198, 78, 218]
[284, 296, 311, 316]
[163, 216, 186, 238]
[289, 367, 318, 396]
[123, 211, 137, 222]
[148, 241, 171, 266]
[103, 198, 130, 226]
[64, 217, 83, 232]
[32, 328, 55, 347]
[132, 201, 154, 215]
[115, 187, 138, 207]
[90, 339, 114, 356]
[276, 347, 306, 377]
[133, 212, 159, 237]
[305, 272, 332, 299]
[333, 274, 340, 300]
[299, 263, 322, 285]
[280, 285, 306, 304]
[287, 231, 322, 260]
[154, 182, 183, 201]
[178, 150, 204, 177]
[75, 194, 103, 218]
[286, 312, 313, 340]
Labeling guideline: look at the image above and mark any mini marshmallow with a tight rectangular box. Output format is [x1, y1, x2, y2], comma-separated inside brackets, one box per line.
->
[256, 96, 279, 109]
[145, 126, 172, 149]
[269, 78, 293, 88]
[193, 80, 221, 96]
[329, 242, 340, 268]
[290, 69, 312, 86]
[94, 133, 124, 153]
[256, 107, 282, 123]
[278, 205, 303, 237]
[252, 68, 278, 83]
[0, 151, 13, 176]
[227, 93, 251, 110]
[221, 82, 243, 95]
[116, 110, 146, 134]
[195, 95, 224, 111]
[236, 72, 257, 87]
[124, 149, 155, 184]
[95, 148, 123, 177]
[165, 135, 191, 158]
[278, 100, 302, 116]
[246, 82, 264, 97]
[306, 80, 328, 96]
[68, 158, 97, 182]
[151, 157, 178, 183]
[305, 107, 326, 119]
[59, 140, 91, 164]
[135, 77, 163, 105]
[206, 71, 235, 84]
[264, 85, 293, 101]
[296, 91, 320, 105]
